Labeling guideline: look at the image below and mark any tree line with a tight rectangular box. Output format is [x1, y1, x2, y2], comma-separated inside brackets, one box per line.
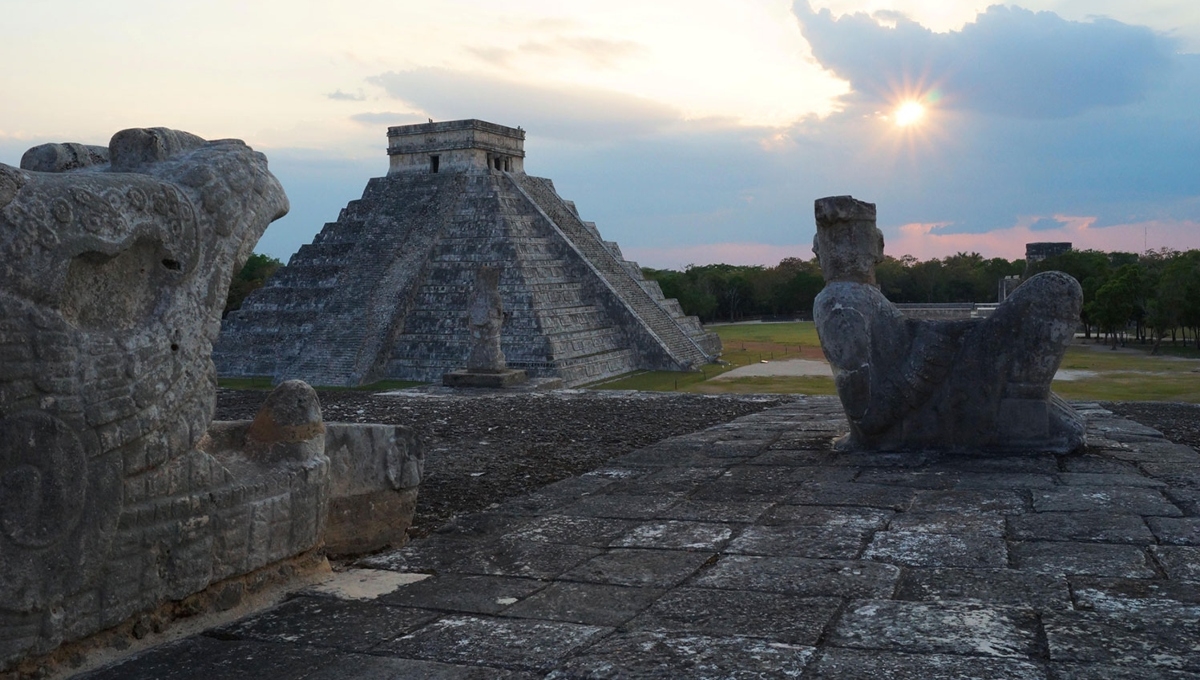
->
[643, 248, 1200, 352]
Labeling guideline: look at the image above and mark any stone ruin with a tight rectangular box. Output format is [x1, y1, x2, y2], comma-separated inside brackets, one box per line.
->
[812, 195, 1086, 454]
[442, 265, 531, 388]
[0, 129, 423, 672]
[214, 119, 721, 387]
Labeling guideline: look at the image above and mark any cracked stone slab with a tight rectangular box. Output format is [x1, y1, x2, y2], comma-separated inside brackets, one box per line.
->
[690, 466, 854, 502]
[544, 631, 815, 679]
[953, 472, 1059, 490]
[208, 596, 436, 652]
[757, 505, 893, 530]
[1012, 542, 1156, 578]
[1070, 577, 1200, 615]
[496, 514, 640, 548]
[611, 520, 734, 550]
[887, 511, 1006, 536]
[1044, 610, 1200, 671]
[305, 654, 541, 680]
[614, 442, 743, 467]
[1152, 546, 1200, 580]
[725, 524, 869, 559]
[432, 512, 536, 542]
[1056, 473, 1166, 488]
[355, 537, 489, 573]
[1048, 662, 1200, 679]
[928, 454, 1061, 474]
[810, 648, 1045, 680]
[376, 574, 548, 615]
[1062, 455, 1144, 475]
[625, 587, 840, 645]
[500, 581, 665, 627]
[907, 489, 1027, 515]
[689, 555, 899, 598]
[497, 476, 619, 516]
[895, 567, 1073, 610]
[853, 470, 961, 490]
[558, 493, 683, 520]
[1147, 517, 1200, 545]
[445, 540, 603, 579]
[864, 531, 1008, 568]
[560, 548, 716, 588]
[652, 499, 775, 523]
[376, 615, 610, 672]
[601, 466, 726, 495]
[787, 482, 917, 509]
[828, 600, 1040, 658]
[1032, 488, 1181, 516]
[1008, 512, 1157, 544]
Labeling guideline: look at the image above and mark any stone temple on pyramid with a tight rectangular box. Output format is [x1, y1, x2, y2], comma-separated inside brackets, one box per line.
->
[214, 119, 722, 387]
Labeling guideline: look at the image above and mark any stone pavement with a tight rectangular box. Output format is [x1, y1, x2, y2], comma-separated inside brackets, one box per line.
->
[79, 397, 1200, 678]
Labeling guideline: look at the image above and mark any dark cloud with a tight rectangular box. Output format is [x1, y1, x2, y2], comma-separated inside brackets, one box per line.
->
[793, 1, 1176, 118]
[327, 89, 366, 101]
[367, 68, 679, 141]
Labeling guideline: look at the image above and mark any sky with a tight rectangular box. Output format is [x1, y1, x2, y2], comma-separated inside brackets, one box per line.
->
[1, 1, 1197, 268]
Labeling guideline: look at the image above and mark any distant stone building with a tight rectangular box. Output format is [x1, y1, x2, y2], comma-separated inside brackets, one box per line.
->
[1023, 242, 1072, 278]
[214, 120, 721, 387]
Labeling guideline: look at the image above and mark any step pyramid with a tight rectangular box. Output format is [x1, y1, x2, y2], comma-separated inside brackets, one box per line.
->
[214, 120, 722, 387]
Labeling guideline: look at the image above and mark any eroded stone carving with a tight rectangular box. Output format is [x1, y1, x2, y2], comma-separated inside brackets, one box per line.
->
[812, 195, 1085, 453]
[466, 265, 506, 371]
[443, 265, 529, 388]
[0, 128, 292, 666]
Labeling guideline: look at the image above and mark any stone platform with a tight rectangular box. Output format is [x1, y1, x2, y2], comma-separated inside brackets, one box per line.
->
[78, 397, 1200, 678]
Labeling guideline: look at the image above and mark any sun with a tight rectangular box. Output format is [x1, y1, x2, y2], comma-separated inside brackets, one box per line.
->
[894, 101, 926, 127]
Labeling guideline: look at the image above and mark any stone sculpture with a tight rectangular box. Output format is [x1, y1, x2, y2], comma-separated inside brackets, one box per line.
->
[812, 195, 1085, 454]
[0, 128, 424, 673]
[466, 265, 507, 371]
[443, 265, 529, 388]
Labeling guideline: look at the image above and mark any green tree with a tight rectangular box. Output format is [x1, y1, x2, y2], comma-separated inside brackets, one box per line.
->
[224, 253, 282, 317]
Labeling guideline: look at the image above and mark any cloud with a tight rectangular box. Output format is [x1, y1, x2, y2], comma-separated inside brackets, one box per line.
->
[367, 68, 680, 141]
[327, 89, 366, 101]
[886, 216, 1200, 260]
[793, 1, 1176, 118]
[468, 36, 647, 70]
[350, 111, 427, 126]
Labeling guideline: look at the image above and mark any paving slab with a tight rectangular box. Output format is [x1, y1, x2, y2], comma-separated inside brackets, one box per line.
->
[1008, 511, 1157, 544]
[500, 581, 665, 626]
[375, 615, 610, 672]
[544, 631, 815, 678]
[625, 587, 839, 644]
[1011, 541, 1156, 578]
[74, 397, 1200, 679]
[864, 530, 1009, 568]
[690, 555, 900, 598]
[208, 596, 436, 652]
[560, 548, 716, 588]
[376, 574, 548, 615]
[810, 648, 1046, 680]
[1044, 610, 1200, 671]
[895, 567, 1073, 609]
[725, 524, 868, 559]
[609, 518, 735, 550]
[1151, 545, 1200, 580]
[828, 599, 1040, 658]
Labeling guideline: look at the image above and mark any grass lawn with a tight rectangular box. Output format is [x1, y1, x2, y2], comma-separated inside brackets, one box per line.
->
[591, 322, 1200, 402]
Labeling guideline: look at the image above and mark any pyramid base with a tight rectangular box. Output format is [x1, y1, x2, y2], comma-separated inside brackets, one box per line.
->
[443, 368, 529, 388]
